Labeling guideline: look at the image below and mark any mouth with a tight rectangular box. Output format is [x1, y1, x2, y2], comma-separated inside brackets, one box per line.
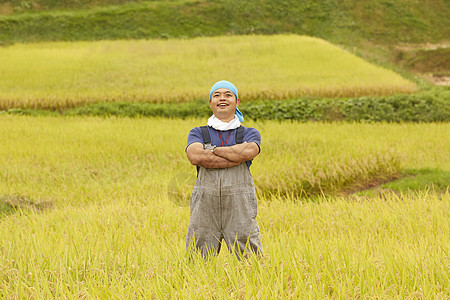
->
[217, 103, 229, 107]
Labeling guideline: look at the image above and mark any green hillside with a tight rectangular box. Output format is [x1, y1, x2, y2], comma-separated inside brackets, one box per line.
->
[2, 0, 448, 83]
[0, 0, 448, 46]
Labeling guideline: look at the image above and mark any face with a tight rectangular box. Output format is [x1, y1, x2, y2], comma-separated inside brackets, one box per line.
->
[209, 88, 240, 122]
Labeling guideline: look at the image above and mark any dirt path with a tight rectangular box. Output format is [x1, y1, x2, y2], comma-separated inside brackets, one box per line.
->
[395, 42, 450, 86]
[428, 75, 450, 86]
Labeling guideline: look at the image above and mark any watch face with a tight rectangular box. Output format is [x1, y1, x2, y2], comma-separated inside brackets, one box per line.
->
[204, 144, 215, 150]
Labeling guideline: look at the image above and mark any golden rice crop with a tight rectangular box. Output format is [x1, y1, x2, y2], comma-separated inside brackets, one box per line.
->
[0, 190, 447, 298]
[0, 116, 448, 298]
[0, 116, 448, 205]
[0, 35, 416, 110]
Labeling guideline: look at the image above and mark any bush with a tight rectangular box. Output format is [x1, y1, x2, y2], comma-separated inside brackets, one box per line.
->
[54, 88, 450, 122]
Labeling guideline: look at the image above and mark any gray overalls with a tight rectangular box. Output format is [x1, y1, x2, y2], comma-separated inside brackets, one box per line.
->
[186, 127, 263, 260]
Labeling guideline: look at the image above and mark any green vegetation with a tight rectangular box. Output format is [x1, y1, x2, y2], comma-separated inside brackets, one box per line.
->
[243, 89, 450, 122]
[356, 168, 450, 197]
[0, 36, 417, 110]
[0, 0, 448, 46]
[384, 169, 450, 192]
[0, 199, 15, 216]
[0, 194, 52, 217]
[395, 47, 450, 76]
[1, 0, 141, 12]
[36, 87, 445, 122]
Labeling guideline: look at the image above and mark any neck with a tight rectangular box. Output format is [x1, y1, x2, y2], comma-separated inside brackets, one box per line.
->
[215, 114, 234, 123]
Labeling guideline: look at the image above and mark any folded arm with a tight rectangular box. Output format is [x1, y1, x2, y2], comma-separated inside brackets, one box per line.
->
[212, 142, 260, 163]
[186, 143, 240, 169]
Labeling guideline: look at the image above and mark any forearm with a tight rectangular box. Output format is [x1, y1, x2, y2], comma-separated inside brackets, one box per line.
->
[186, 143, 240, 168]
[196, 150, 240, 168]
[212, 142, 259, 163]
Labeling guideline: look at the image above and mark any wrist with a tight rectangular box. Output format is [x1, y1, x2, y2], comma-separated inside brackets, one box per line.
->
[204, 144, 216, 153]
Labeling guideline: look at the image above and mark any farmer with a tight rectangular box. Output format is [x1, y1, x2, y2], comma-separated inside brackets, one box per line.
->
[185, 80, 263, 260]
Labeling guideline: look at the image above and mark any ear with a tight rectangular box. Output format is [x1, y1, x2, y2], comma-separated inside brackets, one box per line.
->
[236, 98, 240, 107]
[209, 98, 213, 110]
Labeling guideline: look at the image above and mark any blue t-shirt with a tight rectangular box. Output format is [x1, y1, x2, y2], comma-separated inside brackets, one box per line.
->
[186, 126, 261, 168]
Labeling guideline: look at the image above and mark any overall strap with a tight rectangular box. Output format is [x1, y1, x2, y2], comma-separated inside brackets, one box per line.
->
[202, 125, 244, 145]
[235, 126, 245, 144]
[200, 126, 211, 146]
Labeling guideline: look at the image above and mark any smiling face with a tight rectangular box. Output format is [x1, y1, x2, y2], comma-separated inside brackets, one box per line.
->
[209, 88, 240, 122]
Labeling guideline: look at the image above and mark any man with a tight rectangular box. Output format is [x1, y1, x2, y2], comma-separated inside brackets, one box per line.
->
[185, 80, 263, 260]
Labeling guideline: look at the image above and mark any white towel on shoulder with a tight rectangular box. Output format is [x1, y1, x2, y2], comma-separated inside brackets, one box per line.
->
[207, 115, 241, 131]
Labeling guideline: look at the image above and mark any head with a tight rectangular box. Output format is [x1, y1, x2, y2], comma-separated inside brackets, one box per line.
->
[209, 80, 241, 123]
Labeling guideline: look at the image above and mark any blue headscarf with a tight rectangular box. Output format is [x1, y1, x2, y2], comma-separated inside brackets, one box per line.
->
[209, 80, 244, 122]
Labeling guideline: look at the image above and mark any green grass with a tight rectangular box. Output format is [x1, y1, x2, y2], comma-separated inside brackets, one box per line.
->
[0, 193, 52, 216]
[2, 0, 142, 12]
[396, 47, 450, 76]
[0, 0, 448, 46]
[357, 168, 450, 197]
[386, 169, 450, 192]
[396, 168, 450, 191]
[0, 35, 416, 110]
[0, 201, 14, 216]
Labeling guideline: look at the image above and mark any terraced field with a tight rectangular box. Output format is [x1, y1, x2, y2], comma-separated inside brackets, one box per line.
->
[0, 35, 416, 110]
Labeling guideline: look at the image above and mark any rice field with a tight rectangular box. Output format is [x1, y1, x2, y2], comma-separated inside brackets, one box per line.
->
[0, 191, 448, 298]
[0, 115, 448, 298]
[0, 35, 417, 110]
[1, 116, 449, 205]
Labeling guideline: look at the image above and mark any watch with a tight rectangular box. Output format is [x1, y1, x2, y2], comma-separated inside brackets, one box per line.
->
[204, 144, 216, 152]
